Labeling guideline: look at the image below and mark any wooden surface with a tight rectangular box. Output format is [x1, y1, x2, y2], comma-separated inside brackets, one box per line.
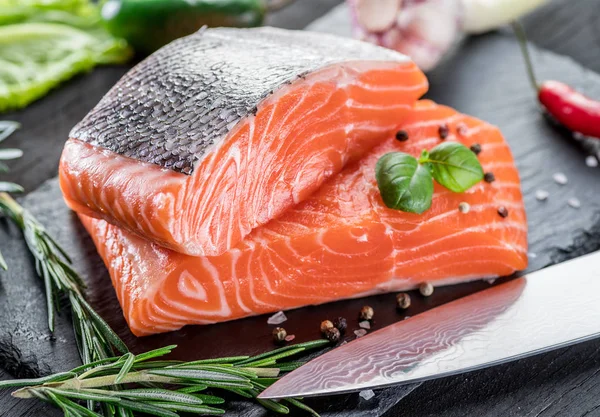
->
[2, 0, 600, 416]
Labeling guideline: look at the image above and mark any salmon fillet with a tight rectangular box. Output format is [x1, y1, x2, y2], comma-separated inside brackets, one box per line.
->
[59, 27, 428, 257]
[80, 101, 528, 336]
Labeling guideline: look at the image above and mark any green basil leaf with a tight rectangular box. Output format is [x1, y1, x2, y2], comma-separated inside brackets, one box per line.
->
[375, 152, 433, 214]
[424, 142, 484, 192]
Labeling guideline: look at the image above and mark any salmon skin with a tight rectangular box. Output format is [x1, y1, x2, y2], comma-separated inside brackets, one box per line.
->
[59, 27, 428, 257]
[80, 101, 528, 337]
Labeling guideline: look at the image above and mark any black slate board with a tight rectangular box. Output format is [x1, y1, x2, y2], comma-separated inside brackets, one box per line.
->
[3, 12, 600, 417]
[521, 0, 600, 75]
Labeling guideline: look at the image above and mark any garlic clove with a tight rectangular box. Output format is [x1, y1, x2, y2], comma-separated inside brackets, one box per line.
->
[355, 0, 403, 32]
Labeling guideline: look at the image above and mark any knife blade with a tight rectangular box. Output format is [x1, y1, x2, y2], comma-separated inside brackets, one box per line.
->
[259, 251, 600, 399]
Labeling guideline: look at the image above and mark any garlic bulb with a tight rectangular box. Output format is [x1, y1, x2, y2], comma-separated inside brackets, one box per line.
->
[349, 0, 549, 71]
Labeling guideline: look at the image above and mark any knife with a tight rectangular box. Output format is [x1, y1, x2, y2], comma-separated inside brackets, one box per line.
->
[259, 251, 600, 399]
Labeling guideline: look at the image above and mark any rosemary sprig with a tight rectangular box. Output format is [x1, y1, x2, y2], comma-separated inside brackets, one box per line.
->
[0, 121, 23, 269]
[0, 191, 133, 416]
[0, 341, 327, 416]
[0, 192, 128, 355]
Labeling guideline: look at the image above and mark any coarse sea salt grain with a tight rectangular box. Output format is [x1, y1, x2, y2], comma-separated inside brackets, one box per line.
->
[267, 311, 287, 325]
[359, 390, 375, 401]
[359, 321, 371, 330]
[529, 252, 537, 259]
[568, 198, 581, 209]
[553, 173, 568, 185]
[354, 329, 367, 338]
[535, 190, 549, 201]
[586, 155, 598, 167]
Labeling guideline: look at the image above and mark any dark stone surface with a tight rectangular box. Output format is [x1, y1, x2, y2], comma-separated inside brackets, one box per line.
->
[521, 0, 600, 75]
[2, 1, 600, 416]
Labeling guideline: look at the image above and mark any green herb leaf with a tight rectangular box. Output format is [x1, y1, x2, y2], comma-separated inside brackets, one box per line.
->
[375, 152, 433, 214]
[0, 121, 20, 143]
[0, 148, 23, 160]
[116, 388, 205, 405]
[149, 368, 250, 383]
[176, 385, 209, 394]
[114, 399, 178, 417]
[193, 394, 226, 404]
[0, 181, 24, 193]
[236, 339, 328, 366]
[285, 397, 321, 417]
[133, 345, 177, 363]
[46, 388, 122, 404]
[114, 353, 135, 384]
[0, 22, 131, 113]
[150, 402, 225, 414]
[0, 372, 75, 389]
[0, 250, 6, 270]
[421, 142, 484, 192]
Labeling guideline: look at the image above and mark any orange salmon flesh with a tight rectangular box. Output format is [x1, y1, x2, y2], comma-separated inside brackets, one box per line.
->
[60, 61, 428, 257]
[79, 101, 528, 336]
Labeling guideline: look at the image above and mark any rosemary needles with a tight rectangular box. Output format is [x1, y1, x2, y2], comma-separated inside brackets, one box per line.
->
[0, 192, 128, 357]
[0, 341, 327, 416]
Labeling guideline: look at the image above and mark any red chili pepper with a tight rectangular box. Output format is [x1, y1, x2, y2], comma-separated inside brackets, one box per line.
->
[538, 81, 600, 138]
[513, 22, 600, 140]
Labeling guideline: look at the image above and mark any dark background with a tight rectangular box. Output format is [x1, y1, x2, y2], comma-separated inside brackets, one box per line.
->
[2, 0, 600, 416]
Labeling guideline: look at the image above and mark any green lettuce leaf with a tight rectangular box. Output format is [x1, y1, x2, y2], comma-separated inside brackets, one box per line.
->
[0, 1, 131, 113]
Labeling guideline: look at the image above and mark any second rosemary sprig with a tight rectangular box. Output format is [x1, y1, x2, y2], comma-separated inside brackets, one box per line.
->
[0, 341, 327, 416]
[0, 192, 128, 359]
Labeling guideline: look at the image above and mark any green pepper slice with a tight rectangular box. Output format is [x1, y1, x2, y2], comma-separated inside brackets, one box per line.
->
[100, 0, 267, 55]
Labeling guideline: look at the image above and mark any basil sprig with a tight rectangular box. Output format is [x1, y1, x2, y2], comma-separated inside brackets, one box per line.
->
[376, 142, 483, 213]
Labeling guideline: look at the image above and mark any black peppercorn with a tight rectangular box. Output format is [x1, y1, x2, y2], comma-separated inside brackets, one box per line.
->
[324, 327, 341, 343]
[333, 317, 347, 333]
[272, 327, 287, 343]
[396, 293, 411, 310]
[470, 143, 482, 155]
[359, 305, 374, 321]
[438, 123, 449, 139]
[320, 320, 334, 334]
[484, 172, 496, 183]
[395, 130, 409, 142]
[497, 206, 509, 218]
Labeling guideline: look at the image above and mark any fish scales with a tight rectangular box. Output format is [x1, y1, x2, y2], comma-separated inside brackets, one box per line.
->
[70, 27, 413, 174]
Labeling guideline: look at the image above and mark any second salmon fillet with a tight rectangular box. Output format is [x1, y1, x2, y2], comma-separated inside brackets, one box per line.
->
[59, 27, 428, 257]
[80, 101, 528, 337]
